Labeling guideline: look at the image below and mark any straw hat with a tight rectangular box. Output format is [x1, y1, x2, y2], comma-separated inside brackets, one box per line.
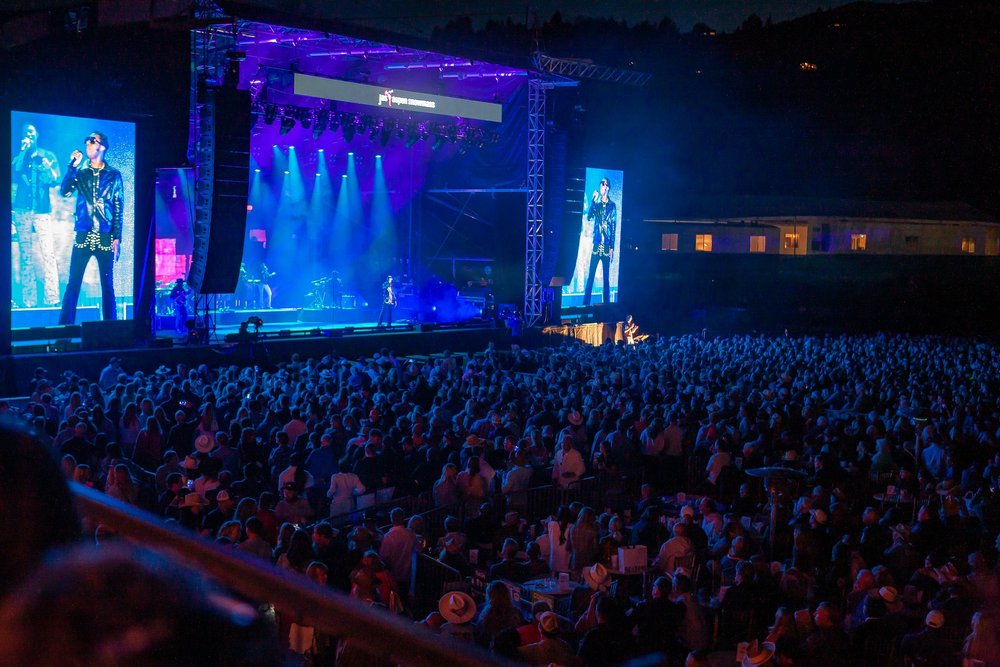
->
[538, 611, 560, 635]
[438, 592, 477, 624]
[741, 640, 775, 666]
[925, 610, 945, 629]
[194, 434, 214, 454]
[583, 563, 610, 591]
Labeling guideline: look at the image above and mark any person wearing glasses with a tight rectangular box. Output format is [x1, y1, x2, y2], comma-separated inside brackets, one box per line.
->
[58, 132, 124, 324]
[583, 176, 617, 306]
[10, 123, 61, 308]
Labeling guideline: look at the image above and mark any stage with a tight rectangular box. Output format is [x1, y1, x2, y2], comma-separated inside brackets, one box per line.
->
[1, 316, 509, 396]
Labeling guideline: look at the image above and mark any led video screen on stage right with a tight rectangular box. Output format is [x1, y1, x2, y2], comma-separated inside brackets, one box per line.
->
[10, 110, 135, 327]
[563, 167, 623, 307]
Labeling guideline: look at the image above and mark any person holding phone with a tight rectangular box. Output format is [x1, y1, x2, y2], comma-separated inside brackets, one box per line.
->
[583, 176, 617, 306]
[58, 131, 124, 324]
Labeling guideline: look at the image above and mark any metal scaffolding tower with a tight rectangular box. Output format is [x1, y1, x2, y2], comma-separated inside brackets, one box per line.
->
[522, 53, 650, 328]
[524, 78, 548, 328]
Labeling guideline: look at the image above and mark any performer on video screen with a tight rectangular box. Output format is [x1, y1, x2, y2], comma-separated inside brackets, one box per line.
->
[377, 274, 396, 327]
[583, 176, 617, 306]
[58, 131, 123, 325]
[11, 123, 61, 308]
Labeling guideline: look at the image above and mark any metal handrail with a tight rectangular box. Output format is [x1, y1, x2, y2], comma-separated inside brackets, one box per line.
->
[70, 483, 507, 667]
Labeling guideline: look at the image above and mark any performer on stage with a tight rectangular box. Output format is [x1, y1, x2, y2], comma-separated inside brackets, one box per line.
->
[377, 274, 396, 327]
[327, 269, 343, 309]
[169, 277, 189, 334]
[624, 314, 638, 345]
[11, 123, 61, 308]
[583, 176, 617, 306]
[257, 261, 274, 309]
[58, 132, 123, 325]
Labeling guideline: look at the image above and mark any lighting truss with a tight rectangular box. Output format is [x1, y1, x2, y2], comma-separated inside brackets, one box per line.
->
[532, 53, 653, 87]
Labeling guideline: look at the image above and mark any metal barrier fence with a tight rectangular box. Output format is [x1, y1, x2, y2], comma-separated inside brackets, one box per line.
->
[70, 482, 508, 667]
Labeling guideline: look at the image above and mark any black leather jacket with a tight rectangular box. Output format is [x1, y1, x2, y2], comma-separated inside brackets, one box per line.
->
[61, 162, 124, 239]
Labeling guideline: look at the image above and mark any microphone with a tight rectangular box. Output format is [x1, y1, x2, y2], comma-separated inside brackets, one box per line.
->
[20, 137, 30, 151]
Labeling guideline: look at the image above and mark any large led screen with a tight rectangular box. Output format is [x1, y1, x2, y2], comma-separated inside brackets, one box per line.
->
[562, 167, 623, 307]
[10, 111, 135, 326]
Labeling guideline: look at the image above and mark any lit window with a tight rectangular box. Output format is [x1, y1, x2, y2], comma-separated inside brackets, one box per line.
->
[851, 234, 867, 251]
[799, 62, 818, 71]
[783, 234, 799, 250]
[695, 234, 713, 252]
[749, 235, 766, 253]
[962, 238, 976, 254]
[661, 233, 678, 251]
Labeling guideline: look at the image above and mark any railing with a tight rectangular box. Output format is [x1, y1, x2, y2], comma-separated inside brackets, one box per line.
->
[70, 483, 508, 667]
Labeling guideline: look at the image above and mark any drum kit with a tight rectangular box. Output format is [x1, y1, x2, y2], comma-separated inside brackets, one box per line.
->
[154, 282, 194, 317]
[306, 273, 343, 309]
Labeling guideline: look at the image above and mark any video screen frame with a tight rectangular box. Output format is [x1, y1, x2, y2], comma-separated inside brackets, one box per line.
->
[10, 110, 136, 325]
[563, 167, 623, 307]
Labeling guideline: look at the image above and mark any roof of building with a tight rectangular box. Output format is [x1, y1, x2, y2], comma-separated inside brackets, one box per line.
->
[648, 196, 996, 223]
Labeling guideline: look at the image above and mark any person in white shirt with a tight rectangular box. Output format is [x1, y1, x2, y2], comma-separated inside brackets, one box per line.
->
[552, 435, 585, 489]
[328, 466, 365, 518]
[379, 508, 418, 591]
[653, 522, 695, 574]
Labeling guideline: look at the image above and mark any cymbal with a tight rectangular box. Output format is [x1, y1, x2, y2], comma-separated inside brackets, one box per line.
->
[744, 466, 808, 479]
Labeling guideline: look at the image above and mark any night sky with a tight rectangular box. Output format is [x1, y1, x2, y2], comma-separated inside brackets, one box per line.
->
[319, 0, 922, 34]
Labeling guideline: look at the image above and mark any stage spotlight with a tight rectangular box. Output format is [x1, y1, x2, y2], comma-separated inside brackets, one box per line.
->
[299, 111, 312, 130]
[279, 114, 295, 135]
[431, 135, 445, 151]
[405, 123, 419, 148]
[263, 104, 277, 125]
[312, 111, 328, 139]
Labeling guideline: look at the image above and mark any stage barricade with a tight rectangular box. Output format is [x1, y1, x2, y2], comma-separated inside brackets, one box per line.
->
[413, 552, 464, 616]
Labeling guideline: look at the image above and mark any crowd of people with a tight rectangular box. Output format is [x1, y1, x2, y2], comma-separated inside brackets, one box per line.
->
[2, 332, 1000, 666]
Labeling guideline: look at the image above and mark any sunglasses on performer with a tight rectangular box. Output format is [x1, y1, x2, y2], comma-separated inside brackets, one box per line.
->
[85, 136, 105, 146]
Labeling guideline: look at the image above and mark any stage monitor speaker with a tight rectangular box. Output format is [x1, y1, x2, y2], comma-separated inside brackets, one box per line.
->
[81, 320, 135, 350]
[196, 87, 251, 294]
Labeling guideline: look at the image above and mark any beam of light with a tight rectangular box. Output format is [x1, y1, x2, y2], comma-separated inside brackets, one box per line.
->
[308, 151, 333, 271]
[267, 145, 308, 306]
[330, 165, 354, 289]
[361, 152, 397, 283]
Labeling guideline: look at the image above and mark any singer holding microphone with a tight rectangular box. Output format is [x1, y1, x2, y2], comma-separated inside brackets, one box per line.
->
[583, 176, 617, 306]
[10, 124, 60, 308]
[58, 131, 124, 325]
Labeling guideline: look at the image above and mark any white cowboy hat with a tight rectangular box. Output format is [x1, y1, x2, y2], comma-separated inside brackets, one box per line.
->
[583, 563, 610, 591]
[438, 592, 477, 624]
[194, 434, 214, 454]
[741, 640, 775, 666]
